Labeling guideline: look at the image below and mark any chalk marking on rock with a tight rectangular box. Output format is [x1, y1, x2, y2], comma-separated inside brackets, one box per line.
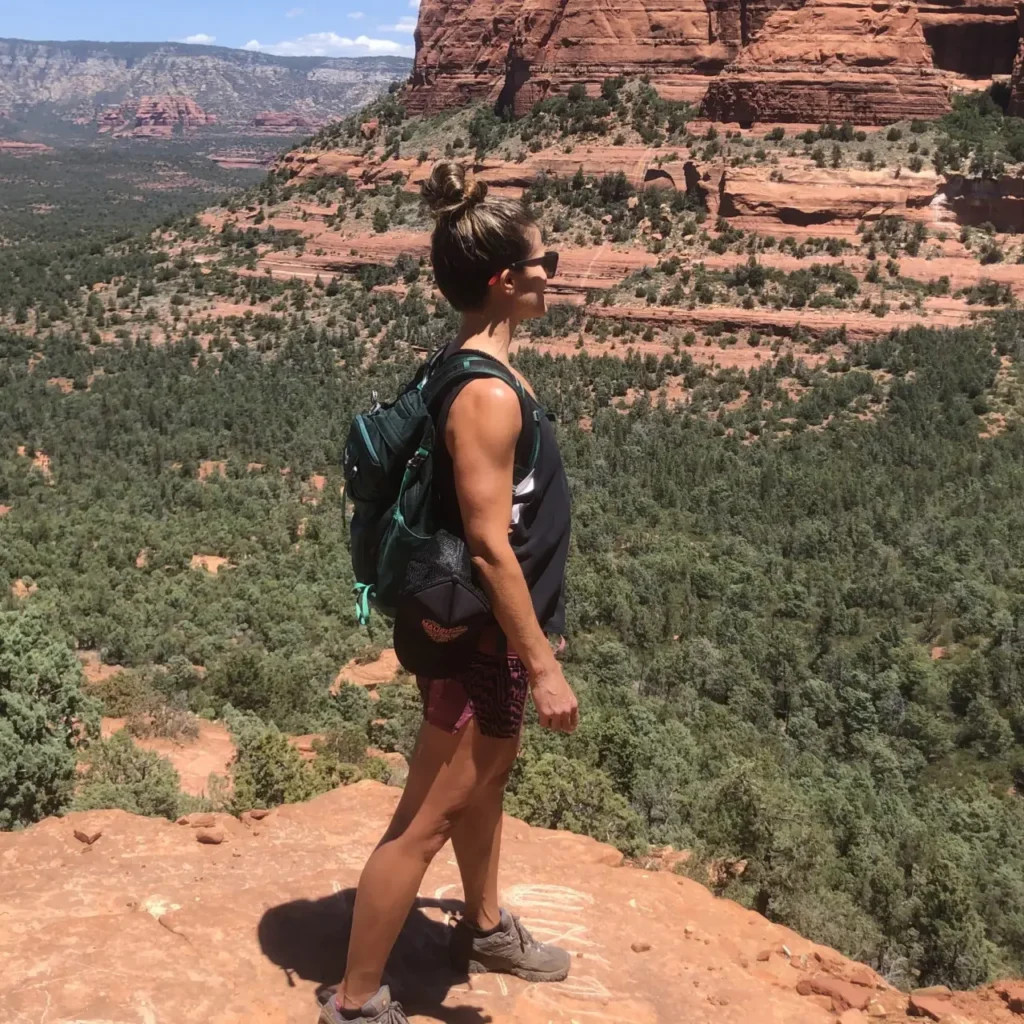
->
[502, 884, 594, 913]
[523, 918, 595, 947]
[134, 994, 157, 1024]
[525, 979, 647, 1023]
[139, 895, 181, 920]
[496, 975, 508, 997]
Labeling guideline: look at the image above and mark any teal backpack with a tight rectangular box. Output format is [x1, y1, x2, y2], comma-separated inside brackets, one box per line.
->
[343, 346, 540, 625]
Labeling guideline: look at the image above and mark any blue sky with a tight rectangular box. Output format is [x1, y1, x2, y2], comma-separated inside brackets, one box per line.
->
[2, 0, 420, 57]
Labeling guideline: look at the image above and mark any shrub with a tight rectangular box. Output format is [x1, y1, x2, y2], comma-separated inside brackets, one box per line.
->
[0, 611, 100, 830]
[74, 730, 183, 820]
[506, 752, 646, 856]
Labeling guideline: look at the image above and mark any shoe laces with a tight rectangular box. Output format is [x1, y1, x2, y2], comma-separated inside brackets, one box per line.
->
[509, 913, 542, 952]
[379, 1001, 408, 1024]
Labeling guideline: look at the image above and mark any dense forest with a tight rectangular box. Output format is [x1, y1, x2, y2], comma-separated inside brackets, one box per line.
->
[3, 85, 1024, 994]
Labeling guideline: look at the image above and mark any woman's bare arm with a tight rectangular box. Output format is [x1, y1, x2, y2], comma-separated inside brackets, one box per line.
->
[446, 378, 578, 733]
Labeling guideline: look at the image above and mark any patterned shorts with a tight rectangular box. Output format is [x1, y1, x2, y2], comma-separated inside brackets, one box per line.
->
[417, 649, 529, 740]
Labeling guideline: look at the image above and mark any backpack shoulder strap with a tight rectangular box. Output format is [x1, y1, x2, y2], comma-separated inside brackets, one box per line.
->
[422, 354, 540, 473]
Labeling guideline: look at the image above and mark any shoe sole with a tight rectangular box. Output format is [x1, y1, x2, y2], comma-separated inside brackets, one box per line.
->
[465, 959, 570, 983]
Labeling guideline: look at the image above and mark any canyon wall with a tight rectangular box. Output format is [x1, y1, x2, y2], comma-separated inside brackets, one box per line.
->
[405, 0, 1021, 124]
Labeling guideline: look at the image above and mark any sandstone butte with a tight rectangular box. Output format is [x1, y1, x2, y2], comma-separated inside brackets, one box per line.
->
[403, 0, 1021, 124]
[3, 781, 1024, 1024]
[97, 95, 217, 138]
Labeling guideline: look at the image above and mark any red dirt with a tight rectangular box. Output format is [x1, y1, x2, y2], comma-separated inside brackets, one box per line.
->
[189, 555, 234, 576]
[101, 717, 235, 797]
[197, 459, 227, 481]
[332, 649, 402, 694]
[77, 650, 125, 686]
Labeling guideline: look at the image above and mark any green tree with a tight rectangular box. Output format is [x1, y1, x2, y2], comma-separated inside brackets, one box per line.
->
[506, 752, 646, 855]
[0, 611, 100, 830]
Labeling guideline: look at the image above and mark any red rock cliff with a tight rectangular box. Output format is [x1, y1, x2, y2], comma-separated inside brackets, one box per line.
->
[701, 0, 953, 125]
[406, 0, 1019, 124]
[404, 0, 744, 115]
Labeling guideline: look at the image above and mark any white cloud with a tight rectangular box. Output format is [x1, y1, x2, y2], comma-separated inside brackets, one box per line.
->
[243, 32, 414, 57]
[377, 15, 416, 33]
[408, 0, 420, 8]
[179, 33, 216, 44]
[348, 10, 365, 18]
[286, 7, 305, 16]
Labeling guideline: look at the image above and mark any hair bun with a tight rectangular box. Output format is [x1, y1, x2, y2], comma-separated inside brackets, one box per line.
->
[421, 161, 488, 218]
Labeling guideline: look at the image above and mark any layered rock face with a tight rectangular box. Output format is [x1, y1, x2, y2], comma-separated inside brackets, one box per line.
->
[918, 0, 1018, 77]
[405, 0, 742, 115]
[406, 0, 1019, 124]
[701, 0, 953, 125]
[96, 96, 217, 137]
[1010, 2, 1024, 114]
[251, 110, 317, 134]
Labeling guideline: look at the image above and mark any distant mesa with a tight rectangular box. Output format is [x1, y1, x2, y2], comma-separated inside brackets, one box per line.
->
[97, 95, 217, 138]
[250, 110, 317, 134]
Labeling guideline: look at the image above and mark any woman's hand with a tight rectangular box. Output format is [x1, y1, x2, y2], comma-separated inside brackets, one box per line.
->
[530, 664, 579, 733]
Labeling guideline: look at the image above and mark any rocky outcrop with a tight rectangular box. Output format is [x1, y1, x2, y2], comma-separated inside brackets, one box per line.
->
[250, 110, 317, 134]
[941, 172, 1024, 231]
[97, 96, 216, 137]
[405, 0, 745, 115]
[1010, 2, 1024, 115]
[3, 781, 1023, 1024]
[133, 96, 217, 136]
[919, 0, 1018, 77]
[714, 164, 942, 226]
[701, 0, 953, 125]
[406, 0, 1017, 124]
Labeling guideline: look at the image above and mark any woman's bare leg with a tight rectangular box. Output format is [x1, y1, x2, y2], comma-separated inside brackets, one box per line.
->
[450, 747, 516, 931]
[337, 718, 519, 1009]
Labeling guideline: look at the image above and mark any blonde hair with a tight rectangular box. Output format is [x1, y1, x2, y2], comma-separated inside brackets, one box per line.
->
[421, 161, 535, 311]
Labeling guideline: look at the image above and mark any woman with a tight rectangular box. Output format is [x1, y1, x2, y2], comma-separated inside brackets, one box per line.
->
[320, 163, 579, 1024]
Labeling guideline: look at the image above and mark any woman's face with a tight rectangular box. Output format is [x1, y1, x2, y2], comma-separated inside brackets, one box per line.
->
[512, 224, 549, 321]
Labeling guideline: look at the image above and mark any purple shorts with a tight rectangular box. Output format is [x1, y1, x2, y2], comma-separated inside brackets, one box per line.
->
[417, 649, 529, 740]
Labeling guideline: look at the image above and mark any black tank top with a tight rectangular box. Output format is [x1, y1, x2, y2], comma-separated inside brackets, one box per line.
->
[433, 348, 571, 635]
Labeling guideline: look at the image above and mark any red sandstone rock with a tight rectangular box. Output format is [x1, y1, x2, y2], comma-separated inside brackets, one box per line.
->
[996, 979, 1024, 1012]
[405, 0, 744, 116]
[839, 1011, 869, 1024]
[797, 975, 872, 1011]
[1011, 4, 1024, 116]
[72, 829, 102, 846]
[96, 96, 216, 138]
[2, 785, 1023, 1023]
[359, 117, 380, 139]
[702, 0, 952, 125]
[195, 829, 225, 845]
[909, 991, 954, 1020]
[251, 110, 315, 134]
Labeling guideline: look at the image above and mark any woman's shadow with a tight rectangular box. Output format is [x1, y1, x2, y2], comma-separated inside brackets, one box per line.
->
[258, 889, 493, 1023]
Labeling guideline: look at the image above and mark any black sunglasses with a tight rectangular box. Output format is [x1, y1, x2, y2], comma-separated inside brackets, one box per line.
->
[489, 250, 559, 285]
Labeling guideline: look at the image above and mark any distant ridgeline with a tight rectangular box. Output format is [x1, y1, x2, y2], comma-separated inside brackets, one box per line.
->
[0, 38, 411, 134]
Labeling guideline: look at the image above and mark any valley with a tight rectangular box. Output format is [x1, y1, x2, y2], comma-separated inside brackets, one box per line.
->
[3, 4, 1024, 1020]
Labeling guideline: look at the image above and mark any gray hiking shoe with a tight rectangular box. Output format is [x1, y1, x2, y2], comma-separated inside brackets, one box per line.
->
[317, 985, 408, 1024]
[450, 908, 571, 982]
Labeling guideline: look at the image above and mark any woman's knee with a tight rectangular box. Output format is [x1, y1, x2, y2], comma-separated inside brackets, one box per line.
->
[392, 802, 471, 861]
